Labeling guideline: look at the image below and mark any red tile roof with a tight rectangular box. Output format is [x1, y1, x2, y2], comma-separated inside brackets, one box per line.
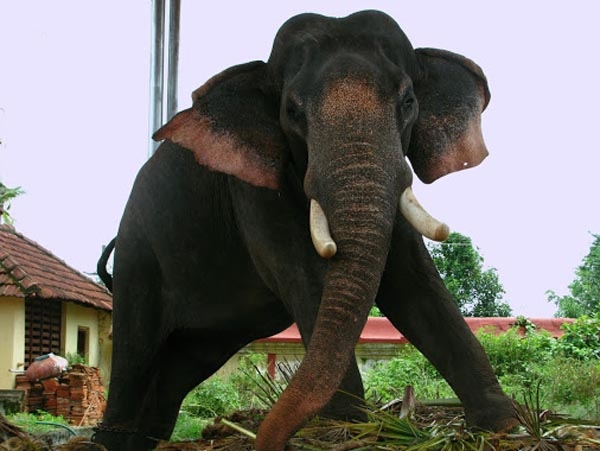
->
[0, 225, 112, 311]
[258, 317, 573, 344]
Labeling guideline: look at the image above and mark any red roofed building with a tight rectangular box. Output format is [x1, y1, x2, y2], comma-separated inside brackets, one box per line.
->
[0, 225, 112, 389]
[246, 316, 572, 379]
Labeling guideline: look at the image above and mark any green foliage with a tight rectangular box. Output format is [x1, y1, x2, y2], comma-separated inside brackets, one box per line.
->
[475, 327, 556, 378]
[171, 412, 211, 442]
[428, 232, 512, 317]
[170, 324, 600, 443]
[548, 233, 600, 317]
[65, 352, 87, 366]
[554, 314, 600, 360]
[172, 355, 275, 441]
[369, 305, 384, 317]
[180, 377, 241, 418]
[229, 353, 283, 409]
[363, 345, 455, 402]
[541, 357, 600, 410]
[6, 411, 69, 435]
[481, 318, 600, 420]
[0, 182, 24, 224]
[363, 320, 600, 421]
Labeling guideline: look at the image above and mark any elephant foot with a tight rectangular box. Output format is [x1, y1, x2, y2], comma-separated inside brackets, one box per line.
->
[92, 430, 125, 451]
[93, 428, 160, 451]
[464, 393, 519, 433]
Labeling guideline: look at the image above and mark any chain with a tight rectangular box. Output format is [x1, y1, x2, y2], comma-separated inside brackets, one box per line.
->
[92, 424, 162, 447]
[93, 423, 138, 435]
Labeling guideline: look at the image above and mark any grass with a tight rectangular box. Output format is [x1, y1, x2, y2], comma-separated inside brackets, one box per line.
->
[6, 411, 71, 435]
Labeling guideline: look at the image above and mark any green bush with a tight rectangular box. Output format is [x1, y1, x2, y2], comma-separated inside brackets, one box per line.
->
[543, 357, 600, 407]
[229, 353, 281, 409]
[171, 411, 210, 442]
[363, 346, 454, 402]
[476, 327, 556, 378]
[555, 314, 600, 360]
[65, 352, 87, 366]
[477, 321, 600, 420]
[180, 377, 241, 418]
[362, 323, 600, 421]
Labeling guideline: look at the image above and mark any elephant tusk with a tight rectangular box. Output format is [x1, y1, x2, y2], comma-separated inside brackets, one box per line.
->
[309, 199, 337, 258]
[399, 187, 450, 242]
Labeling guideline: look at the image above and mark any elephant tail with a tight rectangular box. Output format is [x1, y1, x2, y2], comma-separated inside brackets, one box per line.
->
[97, 237, 115, 292]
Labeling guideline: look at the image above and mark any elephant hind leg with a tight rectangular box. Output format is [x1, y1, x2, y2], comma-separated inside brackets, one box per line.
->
[132, 306, 294, 445]
[131, 334, 240, 445]
[93, 236, 165, 450]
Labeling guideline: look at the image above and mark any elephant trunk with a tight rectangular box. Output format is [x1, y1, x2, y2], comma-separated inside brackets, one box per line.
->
[256, 142, 401, 450]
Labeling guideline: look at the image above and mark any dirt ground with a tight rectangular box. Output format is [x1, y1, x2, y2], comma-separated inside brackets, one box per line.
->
[154, 405, 600, 451]
[2, 405, 600, 450]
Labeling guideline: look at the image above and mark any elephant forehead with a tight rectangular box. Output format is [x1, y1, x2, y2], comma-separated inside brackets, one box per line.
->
[317, 78, 384, 122]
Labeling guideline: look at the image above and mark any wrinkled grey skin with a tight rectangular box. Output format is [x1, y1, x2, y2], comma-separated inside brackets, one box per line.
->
[94, 10, 517, 451]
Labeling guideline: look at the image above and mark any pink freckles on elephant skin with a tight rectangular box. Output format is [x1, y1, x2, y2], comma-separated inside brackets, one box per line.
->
[318, 78, 388, 127]
[421, 114, 489, 183]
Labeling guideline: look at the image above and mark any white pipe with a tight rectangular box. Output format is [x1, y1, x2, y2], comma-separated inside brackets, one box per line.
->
[148, 0, 165, 157]
[166, 0, 180, 122]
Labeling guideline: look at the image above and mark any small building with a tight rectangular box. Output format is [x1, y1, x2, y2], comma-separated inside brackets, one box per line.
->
[0, 224, 112, 390]
[243, 316, 572, 378]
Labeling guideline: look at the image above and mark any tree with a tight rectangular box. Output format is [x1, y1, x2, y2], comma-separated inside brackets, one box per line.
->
[428, 232, 512, 317]
[547, 233, 600, 318]
[0, 182, 24, 224]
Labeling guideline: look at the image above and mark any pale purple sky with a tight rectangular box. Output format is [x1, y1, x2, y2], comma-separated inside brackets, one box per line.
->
[1, 1, 598, 317]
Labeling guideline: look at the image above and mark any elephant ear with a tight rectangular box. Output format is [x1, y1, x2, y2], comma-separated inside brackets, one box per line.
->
[153, 61, 285, 190]
[408, 48, 491, 184]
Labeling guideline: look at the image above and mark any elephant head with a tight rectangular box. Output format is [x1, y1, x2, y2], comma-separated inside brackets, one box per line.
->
[154, 10, 490, 450]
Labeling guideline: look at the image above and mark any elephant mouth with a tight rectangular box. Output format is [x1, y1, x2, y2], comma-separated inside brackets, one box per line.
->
[309, 187, 449, 259]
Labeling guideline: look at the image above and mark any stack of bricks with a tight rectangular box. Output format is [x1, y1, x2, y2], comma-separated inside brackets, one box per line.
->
[14, 364, 106, 426]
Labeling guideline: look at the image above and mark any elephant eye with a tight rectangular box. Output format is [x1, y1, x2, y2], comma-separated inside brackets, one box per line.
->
[400, 90, 416, 111]
[285, 95, 305, 122]
[287, 104, 300, 120]
[403, 96, 415, 109]
[283, 94, 307, 136]
[397, 88, 417, 124]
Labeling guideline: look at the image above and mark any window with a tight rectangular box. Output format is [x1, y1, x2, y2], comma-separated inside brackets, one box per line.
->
[24, 298, 62, 367]
[77, 326, 89, 363]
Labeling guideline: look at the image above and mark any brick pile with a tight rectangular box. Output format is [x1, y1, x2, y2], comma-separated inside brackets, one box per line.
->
[14, 365, 106, 426]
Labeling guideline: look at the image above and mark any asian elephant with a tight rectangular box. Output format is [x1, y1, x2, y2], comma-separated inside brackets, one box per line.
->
[94, 10, 517, 451]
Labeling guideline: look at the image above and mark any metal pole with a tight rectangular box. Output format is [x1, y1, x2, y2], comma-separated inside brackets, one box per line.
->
[166, 0, 180, 122]
[148, 0, 165, 157]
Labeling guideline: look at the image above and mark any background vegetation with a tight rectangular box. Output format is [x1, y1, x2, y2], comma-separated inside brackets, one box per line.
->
[547, 233, 600, 318]
[427, 232, 512, 317]
[162, 314, 600, 440]
[0, 182, 24, 224]
[364, 314, 600, 421]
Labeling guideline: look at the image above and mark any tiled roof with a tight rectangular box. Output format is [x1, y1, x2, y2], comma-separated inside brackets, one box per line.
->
[258, 317, 573, 344]
[0, 224, 112, 311]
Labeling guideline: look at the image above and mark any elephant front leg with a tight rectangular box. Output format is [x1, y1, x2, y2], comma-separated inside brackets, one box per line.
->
[377, 219, 518, 432]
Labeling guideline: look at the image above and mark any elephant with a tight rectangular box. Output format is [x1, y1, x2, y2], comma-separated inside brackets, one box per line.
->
[93, 10, 518, 451]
